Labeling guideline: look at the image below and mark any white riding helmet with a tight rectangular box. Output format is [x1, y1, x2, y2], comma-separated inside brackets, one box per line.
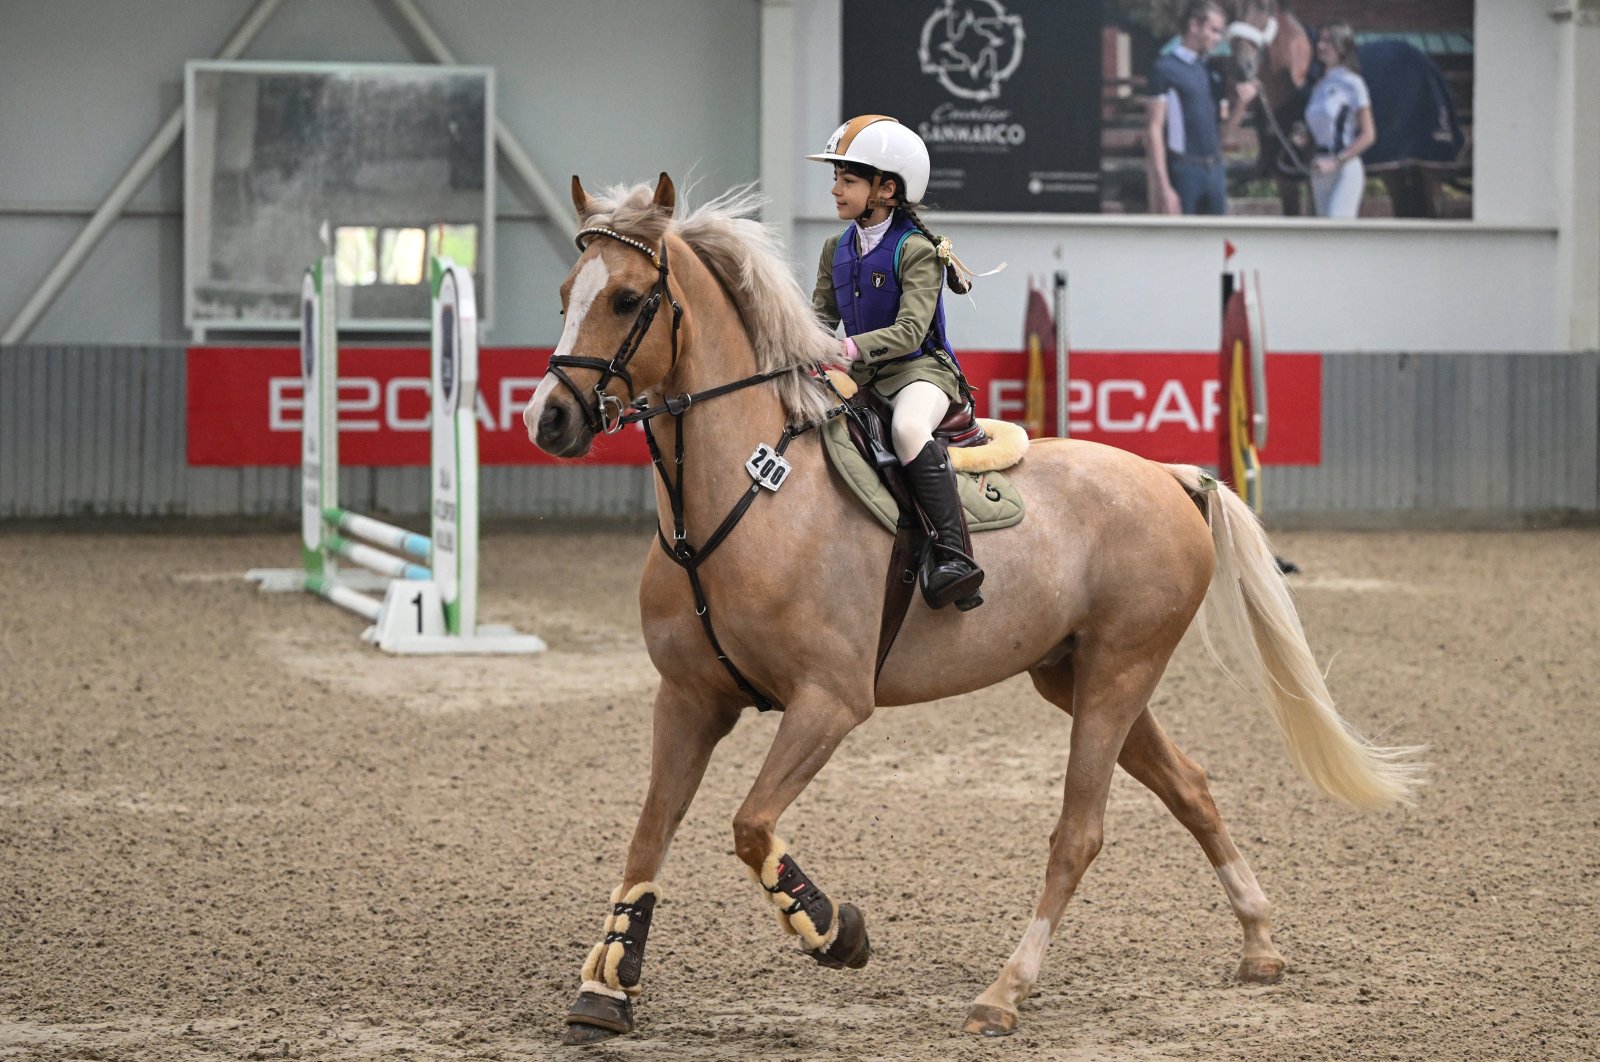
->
[806, 115, 930, 205]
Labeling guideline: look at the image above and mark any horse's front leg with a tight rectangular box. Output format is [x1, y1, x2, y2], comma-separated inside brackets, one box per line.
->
[562, 679, 739, 1046]
[732, 686, 874, 972]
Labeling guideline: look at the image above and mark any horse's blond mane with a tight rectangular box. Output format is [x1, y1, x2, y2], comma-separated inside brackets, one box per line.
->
[578, 181, 839, 427]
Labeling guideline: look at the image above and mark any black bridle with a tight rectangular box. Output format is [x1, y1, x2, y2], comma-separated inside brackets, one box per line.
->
[545, 227, 683, 435]
[547, 225, 845, 712]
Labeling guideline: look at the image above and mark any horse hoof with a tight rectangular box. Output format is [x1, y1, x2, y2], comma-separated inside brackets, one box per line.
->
[561, 1021, 623, 1047]
[1238, 956, 1286, 984]
[561, 991, 633, 1046]
[809, 902, 872, 970]
[961, 1004, 1018, 1037]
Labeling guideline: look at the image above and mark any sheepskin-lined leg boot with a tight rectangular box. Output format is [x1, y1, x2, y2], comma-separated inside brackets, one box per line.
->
[751, 837, 871, 970]
[562, 882, 661, 1045]
[903, 440, 984, 611]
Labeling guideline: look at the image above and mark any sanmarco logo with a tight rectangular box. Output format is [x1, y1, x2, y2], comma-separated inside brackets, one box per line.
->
[917, 0, 1025, 103]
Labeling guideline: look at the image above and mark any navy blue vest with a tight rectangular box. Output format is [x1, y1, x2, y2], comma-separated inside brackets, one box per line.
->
[830, 213, 953, 363]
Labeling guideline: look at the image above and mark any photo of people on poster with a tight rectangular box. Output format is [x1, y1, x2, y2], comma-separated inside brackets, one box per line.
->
[841, 0, 1472, 218]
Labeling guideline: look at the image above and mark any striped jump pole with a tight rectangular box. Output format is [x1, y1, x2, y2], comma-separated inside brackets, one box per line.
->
[323, 533, 432, 582]
[246, 256, 544, 654]
[324, 507, 432, 562]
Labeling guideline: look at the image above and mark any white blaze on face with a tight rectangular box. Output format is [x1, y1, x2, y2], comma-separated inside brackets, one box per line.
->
[524, 255, 610, 440]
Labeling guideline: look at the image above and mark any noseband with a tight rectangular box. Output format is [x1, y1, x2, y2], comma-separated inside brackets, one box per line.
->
[545, 226, 683, 435]
[1226, 16, 1278, 48]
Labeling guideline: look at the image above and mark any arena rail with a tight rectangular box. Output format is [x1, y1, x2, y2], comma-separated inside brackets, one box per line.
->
[247, 256, 545, 655]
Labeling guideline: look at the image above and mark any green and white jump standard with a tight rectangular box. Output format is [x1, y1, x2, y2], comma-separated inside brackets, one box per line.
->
[248, 256, 544, 655]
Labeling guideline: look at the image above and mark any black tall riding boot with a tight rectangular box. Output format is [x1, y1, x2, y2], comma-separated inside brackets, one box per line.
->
[902, 440, 985, 611]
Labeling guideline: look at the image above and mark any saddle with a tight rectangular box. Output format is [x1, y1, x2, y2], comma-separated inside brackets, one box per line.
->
[842, 387, 987, 536]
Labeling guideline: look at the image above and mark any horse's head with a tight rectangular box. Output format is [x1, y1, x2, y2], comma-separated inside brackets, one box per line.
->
[524, 173, 681, 458]
[1225, 0, 1278, 84]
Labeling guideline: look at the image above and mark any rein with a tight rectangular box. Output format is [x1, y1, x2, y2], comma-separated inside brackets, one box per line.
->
[1252, 77, 1311, 177]
[562, 225, 841, 712]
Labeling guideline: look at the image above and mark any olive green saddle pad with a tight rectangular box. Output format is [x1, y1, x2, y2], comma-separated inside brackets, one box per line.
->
[820, 415, 1025, 535]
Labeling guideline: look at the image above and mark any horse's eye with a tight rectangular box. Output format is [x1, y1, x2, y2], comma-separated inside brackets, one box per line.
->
[615, 292, 641, 314]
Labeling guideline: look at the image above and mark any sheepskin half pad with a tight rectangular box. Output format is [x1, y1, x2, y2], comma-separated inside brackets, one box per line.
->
[821, 414, 1025, 536]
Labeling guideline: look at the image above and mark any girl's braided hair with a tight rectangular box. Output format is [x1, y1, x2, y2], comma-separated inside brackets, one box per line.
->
[900, 204, 972, 295]
[836, 161, 974, 295]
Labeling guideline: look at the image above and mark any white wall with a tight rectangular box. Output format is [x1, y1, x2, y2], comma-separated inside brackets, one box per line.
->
[0, 0, 1583, 354]
[786, 0, 1568, 353]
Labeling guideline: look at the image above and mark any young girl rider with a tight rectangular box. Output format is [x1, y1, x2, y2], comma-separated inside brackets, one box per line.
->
[808, 114, 984, 612]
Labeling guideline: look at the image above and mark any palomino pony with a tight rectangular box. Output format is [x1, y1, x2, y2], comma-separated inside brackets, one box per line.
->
[524, 173, 1423, 1044]
[1226, 0, 1468, 217]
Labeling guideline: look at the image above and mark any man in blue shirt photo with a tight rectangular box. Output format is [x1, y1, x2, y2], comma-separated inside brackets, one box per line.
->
[1143, 0, 1257, 214]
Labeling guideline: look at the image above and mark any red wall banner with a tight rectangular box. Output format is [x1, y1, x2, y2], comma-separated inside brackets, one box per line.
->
[186, 346, 1320, 467]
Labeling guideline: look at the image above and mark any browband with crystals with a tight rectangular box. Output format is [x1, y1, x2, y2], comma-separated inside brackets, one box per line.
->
[576, 226, 662, 268]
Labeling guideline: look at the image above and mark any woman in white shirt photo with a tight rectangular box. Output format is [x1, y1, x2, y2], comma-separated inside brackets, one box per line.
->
[1304, 21, 1376, 218]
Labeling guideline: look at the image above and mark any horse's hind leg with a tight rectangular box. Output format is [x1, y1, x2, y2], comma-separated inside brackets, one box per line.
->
[562, 679, 740, 1046]
[1116, 707, 1285, 983]
[963, 650, 1165, 1037]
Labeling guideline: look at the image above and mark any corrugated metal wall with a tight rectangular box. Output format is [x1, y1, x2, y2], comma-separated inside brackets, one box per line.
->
[0, 345, 653, 519]
[2, 344, 1596, 521]
[1271, 352, 1600, 517]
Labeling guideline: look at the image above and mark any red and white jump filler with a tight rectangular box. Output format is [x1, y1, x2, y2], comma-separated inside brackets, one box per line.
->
[1219, 242, 1269, 510]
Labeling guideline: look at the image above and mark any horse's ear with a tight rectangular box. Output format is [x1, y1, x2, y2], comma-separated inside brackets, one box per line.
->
[571, 175, 592, 222]
[652, 172, 676, 218]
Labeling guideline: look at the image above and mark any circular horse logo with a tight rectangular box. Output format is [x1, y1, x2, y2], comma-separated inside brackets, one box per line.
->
[918, 0, 1025, 103]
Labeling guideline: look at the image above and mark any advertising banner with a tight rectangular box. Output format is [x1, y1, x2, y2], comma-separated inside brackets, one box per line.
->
[187, 346, 1319, 468]
[187, 346, 650, 467]
[840, 0, 1102, 212]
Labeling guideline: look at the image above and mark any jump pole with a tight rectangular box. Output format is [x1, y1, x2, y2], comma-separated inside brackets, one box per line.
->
[247, 256, 544, 655]
[1053, 270, 1069, 439]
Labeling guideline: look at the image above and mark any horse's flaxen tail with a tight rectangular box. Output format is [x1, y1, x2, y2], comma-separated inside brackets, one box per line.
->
[1165, 464, 1427, 810]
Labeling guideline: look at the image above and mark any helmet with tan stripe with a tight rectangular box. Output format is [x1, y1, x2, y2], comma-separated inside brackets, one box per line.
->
[806, 115, 930, 205]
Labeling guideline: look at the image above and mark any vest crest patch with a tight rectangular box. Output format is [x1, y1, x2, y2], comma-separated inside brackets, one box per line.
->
[871, 271, 887, 289]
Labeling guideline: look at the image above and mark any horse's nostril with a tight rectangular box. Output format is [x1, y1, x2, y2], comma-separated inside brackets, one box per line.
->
[539, 403, 567, 439]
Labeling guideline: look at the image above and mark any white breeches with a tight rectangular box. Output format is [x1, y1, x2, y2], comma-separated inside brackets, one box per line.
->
[890, 380, 951, 464]
[1312, 158, 1365, 219]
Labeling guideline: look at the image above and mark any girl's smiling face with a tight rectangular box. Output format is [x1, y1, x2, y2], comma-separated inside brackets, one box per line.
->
[831, 165, 872, 221]
[830, 165, 896, 223]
